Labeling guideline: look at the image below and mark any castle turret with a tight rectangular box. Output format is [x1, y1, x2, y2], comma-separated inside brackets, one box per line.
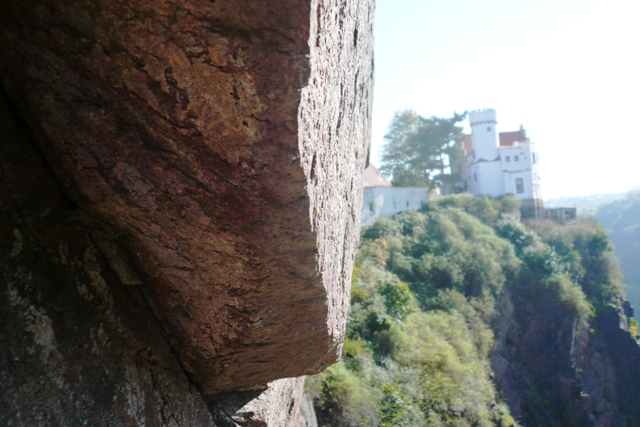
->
[462, 109, 543, 205]
[469, 108, 498, 161]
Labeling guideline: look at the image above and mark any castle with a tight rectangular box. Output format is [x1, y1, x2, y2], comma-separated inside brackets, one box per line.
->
[460, 108, 575, 221]
[461, 108, 543, 210]
[361, 108, 575, 226]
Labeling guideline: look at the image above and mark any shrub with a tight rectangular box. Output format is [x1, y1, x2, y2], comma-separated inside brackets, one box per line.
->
[307, 362, 380, 427]
[311, 195, 626, 426]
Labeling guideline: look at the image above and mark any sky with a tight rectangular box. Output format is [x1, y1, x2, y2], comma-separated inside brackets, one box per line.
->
[371, 0, 640, 199]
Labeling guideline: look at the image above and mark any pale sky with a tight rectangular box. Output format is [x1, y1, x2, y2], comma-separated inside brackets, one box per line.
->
[371, 0, 640, 199]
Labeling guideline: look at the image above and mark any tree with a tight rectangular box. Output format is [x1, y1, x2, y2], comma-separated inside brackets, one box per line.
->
[380, 110, 466, 191]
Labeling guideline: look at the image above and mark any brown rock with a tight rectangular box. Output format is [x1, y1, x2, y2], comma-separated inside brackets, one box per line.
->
[212, 377, 309, 427]
[0, 0, 373, 396]
[0, 93, 217, 427]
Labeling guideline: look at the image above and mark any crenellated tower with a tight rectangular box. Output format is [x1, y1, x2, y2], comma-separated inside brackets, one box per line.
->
[469, 108, 499, 161]
[461, 108, 544, 212]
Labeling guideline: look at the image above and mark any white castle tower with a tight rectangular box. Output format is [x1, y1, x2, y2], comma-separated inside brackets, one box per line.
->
[461, 108, 543, 210]
[464, 109, 505, 197]
[469, 108, 499, 161]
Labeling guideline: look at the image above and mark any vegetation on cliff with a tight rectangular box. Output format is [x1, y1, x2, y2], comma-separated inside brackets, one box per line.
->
[308, 194, 627, 427]
[594, 191, 640, 311]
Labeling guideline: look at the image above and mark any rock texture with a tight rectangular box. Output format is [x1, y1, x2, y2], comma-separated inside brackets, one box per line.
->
[295, 390, 319, 427]
[593, 307, 640, 425]
[492, 290, 640, 427]
[210, 377, 315, 427]
[0, 95, 217, 427]
[0, 0, 373, 400]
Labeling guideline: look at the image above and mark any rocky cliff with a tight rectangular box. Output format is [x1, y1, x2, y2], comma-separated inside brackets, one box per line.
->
[0, 0, 374, 425]
[305, 197, 640, 427]
[492, 291, 640, 427]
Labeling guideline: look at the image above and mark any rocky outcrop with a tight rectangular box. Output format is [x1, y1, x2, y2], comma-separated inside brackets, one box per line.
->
[492, 290, 640, 427]
[296, 390, 319, 427]
[0, 0, 373, 424]
[0, 0, 374, 394]
[592, 307, 640, 425]
[0, 95, 218, 427]
[210, 377, 317, 427]
[491, 290, 589, 426]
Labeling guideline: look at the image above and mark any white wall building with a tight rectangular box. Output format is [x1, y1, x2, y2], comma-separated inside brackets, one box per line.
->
[461, 109, 542, 208]
[361, 165, 430, 227]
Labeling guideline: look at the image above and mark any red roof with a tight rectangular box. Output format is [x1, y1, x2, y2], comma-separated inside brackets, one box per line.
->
[499, 130, 527, 147]
[463, 128, 528, 154]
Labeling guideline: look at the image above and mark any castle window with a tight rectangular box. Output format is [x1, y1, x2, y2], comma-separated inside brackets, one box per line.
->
[369, 201, 374, 212]
[406, 201, 409, 207]
[516, 178, 524, 193]
[514, 155, 519, 162]
[474, 172, 477, 182]
[505, 156, 510, 162]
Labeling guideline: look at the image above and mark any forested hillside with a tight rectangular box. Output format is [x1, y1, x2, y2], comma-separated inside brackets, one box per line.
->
[308, 195, 639, 427]
[595, 192, 640, 311]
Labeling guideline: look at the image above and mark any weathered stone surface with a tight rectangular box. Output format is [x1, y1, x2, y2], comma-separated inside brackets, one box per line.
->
[0, 95, 218, 427]
[0, 0, 373, 396]
[232, 377, 305, 427]
[294, 390, 319, 427]
[492, 289, 640, 427]
[593, 307, 640, 425]
[211, 377, 309, 427]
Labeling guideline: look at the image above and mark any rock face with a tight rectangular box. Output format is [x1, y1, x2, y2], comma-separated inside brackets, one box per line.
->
[210, 377, 316, 427]
[492, 291, 640, 427]
[0, 0, 373, 401]
[0, 96, 218, 427]
[593, 307, 640, 425]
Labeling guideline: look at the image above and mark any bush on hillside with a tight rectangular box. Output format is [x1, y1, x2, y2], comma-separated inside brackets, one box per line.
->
[309, 195, 626, 427]
[526, 218, 624, 312]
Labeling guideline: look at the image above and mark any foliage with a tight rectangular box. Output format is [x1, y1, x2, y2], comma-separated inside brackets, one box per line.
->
[380, 110, 466, 190]
[309, 195, 627, 427]
[594, 191, 640, 311]
[493, 215, 596, 329]
[630, 318, 639, 338]
[525, 217, 624, 313]
[306, 361, 380, 427]
[427, 193, 521, 226]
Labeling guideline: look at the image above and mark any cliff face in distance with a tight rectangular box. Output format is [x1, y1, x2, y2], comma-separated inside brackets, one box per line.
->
[492, 291, 640, 427]
[594, 193, 640, 315]
[307, 195, 640, 427]
[0, 0, 374, 425]
[486, 218, 640, 427]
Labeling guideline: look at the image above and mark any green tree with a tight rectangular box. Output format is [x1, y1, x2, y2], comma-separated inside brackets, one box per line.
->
[594, 191, 640, 310]
[380, 110, 466, 190]
[309, 195, 629, 427]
